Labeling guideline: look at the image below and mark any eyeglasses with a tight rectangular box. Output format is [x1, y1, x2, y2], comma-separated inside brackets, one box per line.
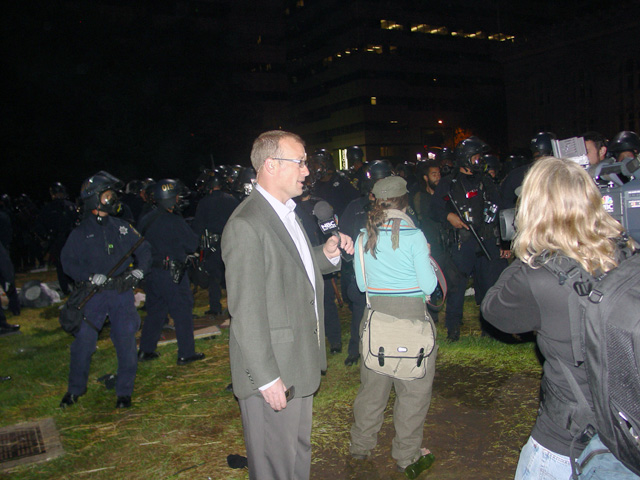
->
[271, 155, 308, 169]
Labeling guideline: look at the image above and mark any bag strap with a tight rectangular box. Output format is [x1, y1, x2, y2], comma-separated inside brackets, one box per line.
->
[358, 235, 372, 309]
[384, 209, 416, 228]
[541, 255, 594, 366]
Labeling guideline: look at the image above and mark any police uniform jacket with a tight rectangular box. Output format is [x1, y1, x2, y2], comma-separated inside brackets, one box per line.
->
[431, 171, 501, 237]
[191, 190, 239, 236]
[139, 209, 198, 266]
[61, 216, 151, 282]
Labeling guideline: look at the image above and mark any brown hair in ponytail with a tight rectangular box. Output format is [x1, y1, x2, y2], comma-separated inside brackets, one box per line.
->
[364, 194, 409, 259]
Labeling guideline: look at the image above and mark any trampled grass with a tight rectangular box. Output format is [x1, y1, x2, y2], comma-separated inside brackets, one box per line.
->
[0, 273, 541, 479]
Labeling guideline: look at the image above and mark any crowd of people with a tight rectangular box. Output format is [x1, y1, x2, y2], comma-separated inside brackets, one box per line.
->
[1, 127, 639, 479]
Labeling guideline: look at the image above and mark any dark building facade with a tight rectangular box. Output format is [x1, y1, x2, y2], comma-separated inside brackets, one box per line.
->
[501, 1, 640, 151]
[284, 0, 526, 166]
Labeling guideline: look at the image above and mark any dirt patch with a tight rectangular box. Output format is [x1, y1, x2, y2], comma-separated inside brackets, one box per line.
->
[311, 365, 540, 480]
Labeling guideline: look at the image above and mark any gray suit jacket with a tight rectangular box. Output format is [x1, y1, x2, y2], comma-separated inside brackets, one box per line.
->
[221, 189, 340, 400]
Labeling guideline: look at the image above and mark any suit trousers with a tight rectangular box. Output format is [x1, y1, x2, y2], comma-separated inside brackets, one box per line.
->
[239, 394, 313, 480]
[350, 295, 437, 469]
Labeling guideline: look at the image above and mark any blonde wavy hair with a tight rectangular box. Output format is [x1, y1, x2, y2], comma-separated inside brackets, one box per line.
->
[513, 156, 628, 274]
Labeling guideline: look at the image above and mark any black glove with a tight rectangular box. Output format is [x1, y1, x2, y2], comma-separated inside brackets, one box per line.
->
[116, 269, 144, 293]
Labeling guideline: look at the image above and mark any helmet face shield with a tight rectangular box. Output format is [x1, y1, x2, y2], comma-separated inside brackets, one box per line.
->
[99, 189, 122, 215]
[469, 154, 483, 172]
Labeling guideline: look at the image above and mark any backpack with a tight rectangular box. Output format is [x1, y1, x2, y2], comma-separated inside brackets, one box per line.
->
[542, 252, 640, 477]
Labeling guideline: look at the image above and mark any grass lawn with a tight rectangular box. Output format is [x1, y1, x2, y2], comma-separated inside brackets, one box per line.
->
[0, 270, 542, 479]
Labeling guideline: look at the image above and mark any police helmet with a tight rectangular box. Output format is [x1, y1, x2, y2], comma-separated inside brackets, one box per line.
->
[530, 132, 556, 157]
[454, 136, 490, 172]
[436, 147, 454, 164]
[153, 179, 186, 211]
[608, 131, 640, 157]
[396, 160, 417, 178]
[309, 149, 334, 179]
[50, 182, 68, 198]
[234, 167, 256, 197]
[125, 179, 143, 195]
[346, 145, 364, 164]
[362, 159, 393, 193]
[222, 165, 243, 190]
[195, 168, 224, 192]
[483, 154, 500, 174]
[80, 171, 123, 214]
[140, 178, 155, 201]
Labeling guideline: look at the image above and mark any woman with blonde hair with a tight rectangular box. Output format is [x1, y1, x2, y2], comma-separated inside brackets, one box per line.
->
[349, 175, 438, 474]
[481, 156, 637, 479]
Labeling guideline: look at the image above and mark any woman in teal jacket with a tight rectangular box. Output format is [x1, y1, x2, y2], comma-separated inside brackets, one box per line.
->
[350, 175, 438, 473]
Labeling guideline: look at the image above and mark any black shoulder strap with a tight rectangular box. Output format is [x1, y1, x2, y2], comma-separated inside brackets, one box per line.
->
[540, 255, 593, 366]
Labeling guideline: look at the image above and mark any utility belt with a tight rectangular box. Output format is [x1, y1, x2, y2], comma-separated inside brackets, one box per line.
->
[540, 376, 595, 444]
[76, 279, 119, 291]
[152, 258, 187, 284]
[443, 224, 498, 250]
[201, 231, 221, 253]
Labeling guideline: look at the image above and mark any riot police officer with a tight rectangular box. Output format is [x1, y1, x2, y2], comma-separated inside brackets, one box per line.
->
[607, 130, 640, 162]
[346, 145, 367, 192]
[191, 169, 239, 316]
[431, 137, 508, 341]
[138, 180, 205, 365]
[35, 182, 79, 295]
[59, 171, 151, 409]
[310, 149, 359, 218]
[530, 131, 557, 159]
[501, 132, 555, 210]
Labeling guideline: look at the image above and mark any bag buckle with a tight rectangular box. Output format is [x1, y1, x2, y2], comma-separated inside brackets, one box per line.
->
[378, 347, 385, 367]
[417, 348, 425, 367]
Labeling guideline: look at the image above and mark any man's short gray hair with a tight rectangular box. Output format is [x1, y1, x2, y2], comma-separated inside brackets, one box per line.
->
[251, 130, 304, 172]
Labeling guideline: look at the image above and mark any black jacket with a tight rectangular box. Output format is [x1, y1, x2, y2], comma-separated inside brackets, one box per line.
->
[481, 259, 592, 456]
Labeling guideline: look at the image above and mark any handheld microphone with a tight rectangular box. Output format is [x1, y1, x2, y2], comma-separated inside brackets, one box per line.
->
[313, 200, 339, 237]
[312, 200, 352, 261]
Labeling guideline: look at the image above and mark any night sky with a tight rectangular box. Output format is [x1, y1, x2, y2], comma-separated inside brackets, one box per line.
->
[2, 2, 263, 203]
[0, 0, 622, 203]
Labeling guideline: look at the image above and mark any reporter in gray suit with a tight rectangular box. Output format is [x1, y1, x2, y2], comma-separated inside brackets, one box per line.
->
[222, 130, 354, 480]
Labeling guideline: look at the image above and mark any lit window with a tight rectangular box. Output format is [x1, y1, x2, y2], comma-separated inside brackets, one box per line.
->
[366, 45, 383, 54]
[390, 120, 398, 124]
[381, 20, 403, 31]
[296, 0, 304, 7]
[371, 97, 377, 105]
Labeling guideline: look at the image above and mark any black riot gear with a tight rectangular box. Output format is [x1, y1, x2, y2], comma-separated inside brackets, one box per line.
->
[233, 167, 256, 199]
[346, 145, 364, 165]
[361, 159, 393, 193]
[310, 148, 334, 180]
[437, 147, 455, 176]
[153, 179, 182, 212]
[530, 132, 557, 158]
[608, 131, 640, 158]
[454, 137, 490, 172]
[50, 182, 68, 199]
[195, 168, 225, 193]
[80, 171, 123, 215]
